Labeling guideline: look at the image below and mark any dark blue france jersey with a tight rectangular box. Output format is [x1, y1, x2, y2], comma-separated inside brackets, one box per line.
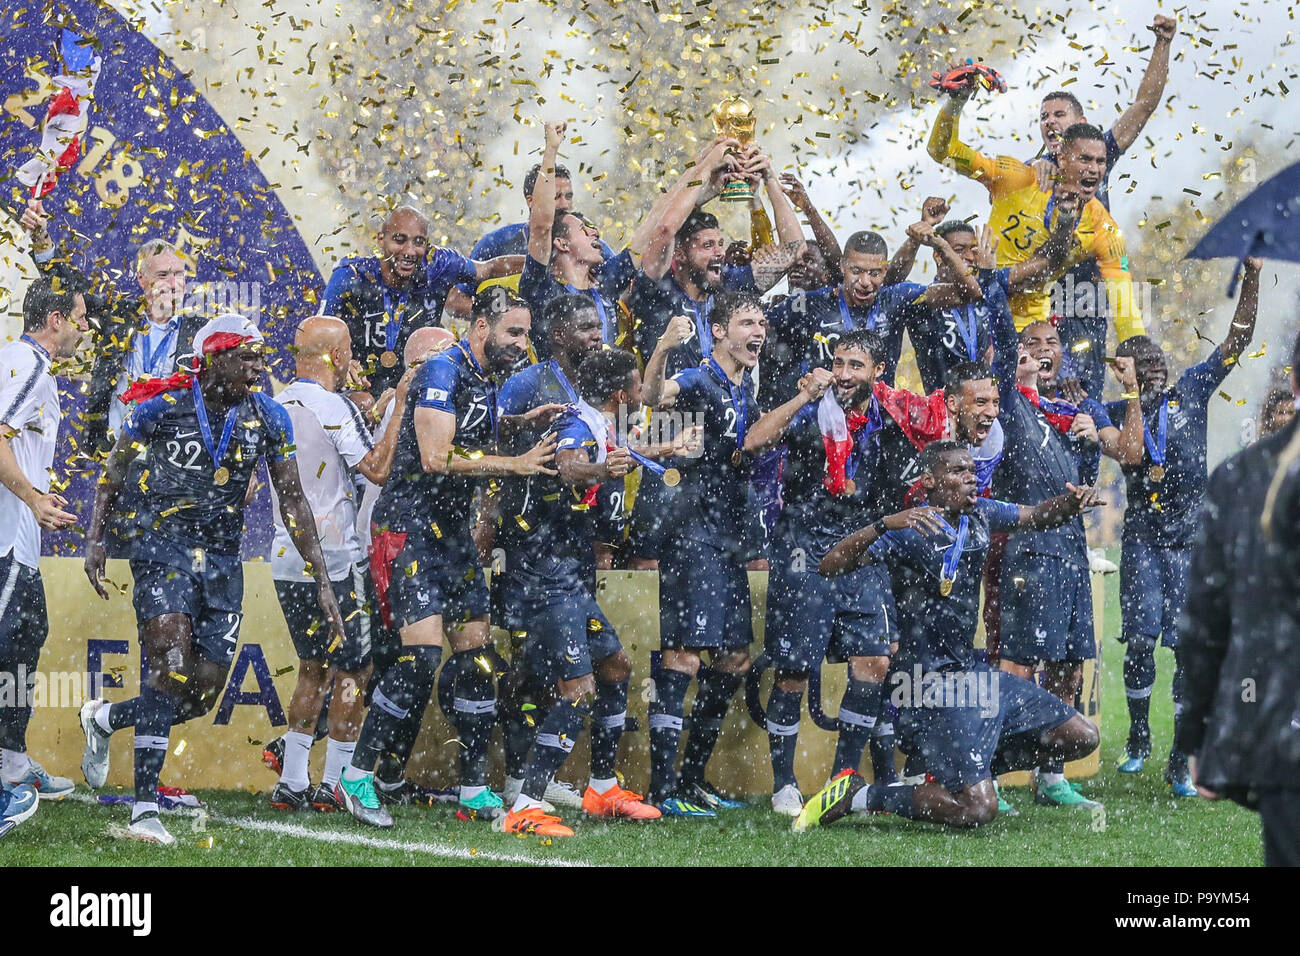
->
[628, 267, 758, 377]
[124, 386, 293, 555]
[321, 251, 477, 394]
[669, 362, 761, 553]
[472, 222, 615, 262]
[519, 251, 636, 356]
[761, 283, 922, 406]
[987, 267, 1093, 563]
[497, 360, 579, 452]
[905, 291, 995, 394]
[373, 342, 496, 544]
[1105, 348, 1230, 548]
[499, 409, 602, 595]
[870, 498, 1021, 669]
[778, 403, 912, 558]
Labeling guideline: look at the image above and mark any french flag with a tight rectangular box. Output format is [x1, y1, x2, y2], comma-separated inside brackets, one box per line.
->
[15, 28, 100, 197]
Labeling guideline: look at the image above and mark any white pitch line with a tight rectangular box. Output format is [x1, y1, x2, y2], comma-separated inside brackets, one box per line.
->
[66, 791, 590, 867]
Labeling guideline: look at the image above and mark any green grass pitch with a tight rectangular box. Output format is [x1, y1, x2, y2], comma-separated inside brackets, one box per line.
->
[6, 570, 1262, 867]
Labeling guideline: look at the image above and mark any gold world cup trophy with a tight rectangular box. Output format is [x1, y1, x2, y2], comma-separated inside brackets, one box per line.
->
[711, 95, 757, 204]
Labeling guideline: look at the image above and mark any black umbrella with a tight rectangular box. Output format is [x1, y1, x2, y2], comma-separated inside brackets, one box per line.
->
[1185, 157, 1300, 294]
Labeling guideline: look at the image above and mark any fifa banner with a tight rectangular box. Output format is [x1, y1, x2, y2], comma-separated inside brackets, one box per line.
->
[28, 561, 1101, 793]
[1, 0, 323, 561]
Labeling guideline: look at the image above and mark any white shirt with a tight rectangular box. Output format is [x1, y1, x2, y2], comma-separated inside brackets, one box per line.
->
[0, 338, 60, 569]
[270, 380, 373, 582]
[108, 317, 183, 441]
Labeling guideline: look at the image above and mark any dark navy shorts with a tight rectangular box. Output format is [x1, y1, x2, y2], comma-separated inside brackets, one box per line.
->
[275, 563, 374, 671]
[999, 549, 1096, 665]
[898, 666, 1076, 792]
[658, 538, 753, 652]
[130, 533, 244, 665]
[514, 587, 622, 685]
[0, 552, 47, 664]
[1119, 536, 1191, 647]
[764, 531, 893, 671]
[380, 532, 490, 631]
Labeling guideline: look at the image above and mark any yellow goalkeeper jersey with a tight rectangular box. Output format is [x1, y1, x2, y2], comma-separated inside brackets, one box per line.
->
[929, 110, 1145, 339]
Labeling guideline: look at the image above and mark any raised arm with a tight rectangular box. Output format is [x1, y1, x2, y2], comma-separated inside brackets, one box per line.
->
[1109, 15, 1177, 153]
[473, 254, 526, 283]
[1220, 257, 1262, 362]
[641, 314, 694, 407]
[641, 139, 740, 280]
[1094, 357, 1145, 466]
[751, 149, 805, 254]
[780, 173, 842, 280]
[526, 120, 567, 266]
[744, 368, 832, 455]
[883, 197, 950, 287]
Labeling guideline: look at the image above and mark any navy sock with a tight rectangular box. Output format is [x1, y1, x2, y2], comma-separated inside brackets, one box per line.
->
[648, 668, 691, 801]
[523, 698, 585, 801]
[353, 646, 440, 774]
[133, 685, 178, 806]
[868, 781, 915, 818]
[832, 679, 882, 776]
[1168, 648, 1188, 775]
[451, 650, 497, 788]
[680, 669, 742, 788]
[375, 703, 424, 783]
[765, 685, 804, 791]
[1124, 635, 1156, 754]
[108, 697, 141, 732]
[589, 680, 628, 781]
[502, 700, 537, 780]
[869, 694, 898, 785]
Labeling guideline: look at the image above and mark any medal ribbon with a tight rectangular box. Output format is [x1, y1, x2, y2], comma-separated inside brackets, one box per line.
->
[564, 285, 615, 343]
[191, 379, 239, 474]
[1143, 396, 1168, 468]
[381, 288, 408, 355]
[139, 318, 180, 377]
[935, 513, 970, 586]
[951, 305, 978, 361]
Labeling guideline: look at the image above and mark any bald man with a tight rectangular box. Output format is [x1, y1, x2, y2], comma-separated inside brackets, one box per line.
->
[267, 316, 416, 812]
[321, 206, 524, 394]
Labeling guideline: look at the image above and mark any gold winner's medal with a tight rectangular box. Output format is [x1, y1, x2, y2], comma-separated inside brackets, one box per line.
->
[939, 577, 954, 597]
[731, 449, 744, 468]
[1149, 464, 1165, 483]
[663, 468, 681, 487]
[381, 350, 398, 368]
[212, 466, 231, 486]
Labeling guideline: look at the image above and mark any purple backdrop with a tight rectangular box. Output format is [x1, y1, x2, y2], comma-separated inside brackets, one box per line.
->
[2, 0, 323, 559]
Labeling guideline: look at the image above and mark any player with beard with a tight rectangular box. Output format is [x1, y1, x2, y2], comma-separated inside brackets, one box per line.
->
[337, 289, 556, 828]
[642, 291, 830, 815]
[1027, 16, 1176, 397]
[760, 333, 1009, 814]
[1108, 258, 1261, 796]
[495, 293, 610, 811]
[322, 205, 523, 395]
[928, 83, 1146, 345]
[795, 442, 1102, 830]
[497, 349, 682, 836]
[81, 316, 345, 846]
[978, 228, 1145, 809]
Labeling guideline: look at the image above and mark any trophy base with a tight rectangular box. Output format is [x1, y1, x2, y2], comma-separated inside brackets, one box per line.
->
[720, 181, 753, 204]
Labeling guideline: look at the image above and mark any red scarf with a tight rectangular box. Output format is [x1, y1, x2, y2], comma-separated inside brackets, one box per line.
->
[1016, 385, 1077, 435]
[117, 332, 254, 405]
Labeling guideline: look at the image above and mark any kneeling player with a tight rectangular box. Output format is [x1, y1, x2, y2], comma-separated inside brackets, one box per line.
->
[796, 442, 1100, 829]
[81, 316, 345, 846]
[499, 350, 668, 836]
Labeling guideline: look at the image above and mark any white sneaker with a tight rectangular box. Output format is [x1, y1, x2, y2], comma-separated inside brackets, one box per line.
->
[771, 783, 804, 817]
[1088, 548, 1118, 574]
[544, 777, 584, 809]
[127, 813, 176, 846]
[503, 775, 554, 813]
[79, 699, 112, 789]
